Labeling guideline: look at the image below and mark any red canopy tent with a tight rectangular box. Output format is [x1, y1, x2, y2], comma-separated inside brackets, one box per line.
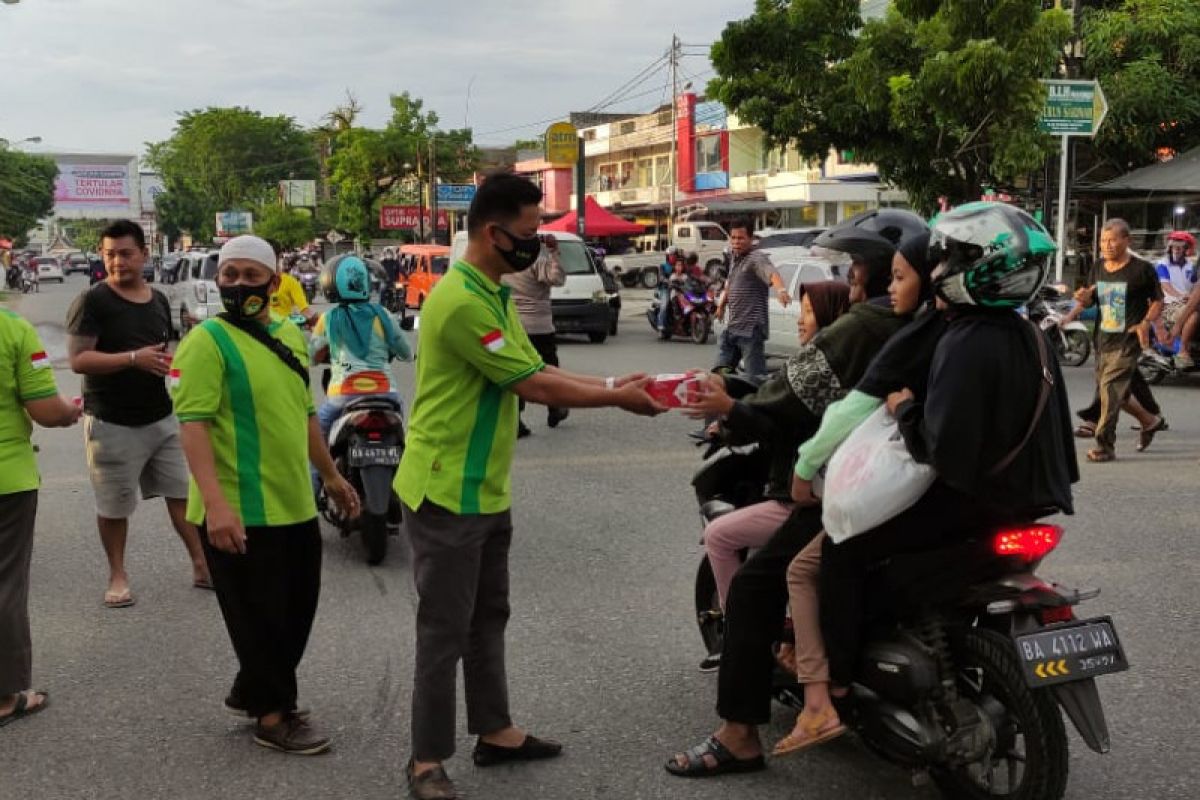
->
[542, 197, 644, 237]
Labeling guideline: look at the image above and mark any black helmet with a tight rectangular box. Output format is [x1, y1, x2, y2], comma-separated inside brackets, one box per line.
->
[320, 253, 371, 303]
[929, 202, 1056, 309]
[815, 209, 929, 298]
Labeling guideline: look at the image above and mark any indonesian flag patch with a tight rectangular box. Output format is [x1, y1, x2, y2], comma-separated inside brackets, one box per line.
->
[29, 351, 50, 370]
[481, 330, 505, 353]
[169, 368, 181, 389]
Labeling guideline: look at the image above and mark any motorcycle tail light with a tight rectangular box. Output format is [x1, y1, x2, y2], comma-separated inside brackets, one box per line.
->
[353, 412, 394, 432]
[1040, 605, 1075, 624]
[992, 525, 1063, 560]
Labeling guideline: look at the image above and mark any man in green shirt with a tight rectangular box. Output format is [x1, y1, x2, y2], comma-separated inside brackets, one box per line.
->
[173, 235, 359, 755]
[396, 174, 665, 800]
[0, 309, 81, 727]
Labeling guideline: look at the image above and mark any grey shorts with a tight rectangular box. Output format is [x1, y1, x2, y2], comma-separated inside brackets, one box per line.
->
[83, 415, 190, 519]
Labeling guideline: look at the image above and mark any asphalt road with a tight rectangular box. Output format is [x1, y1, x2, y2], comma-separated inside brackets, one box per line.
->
[1, 276, 1197, 800]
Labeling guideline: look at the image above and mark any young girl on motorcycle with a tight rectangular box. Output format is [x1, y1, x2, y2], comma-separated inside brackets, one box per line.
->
[309, 255, 412, 488]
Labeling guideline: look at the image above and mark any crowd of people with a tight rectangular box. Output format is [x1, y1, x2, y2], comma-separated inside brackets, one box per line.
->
[1, 171, 1196, 799]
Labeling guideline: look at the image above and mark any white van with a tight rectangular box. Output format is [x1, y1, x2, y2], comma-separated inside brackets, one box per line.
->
[450, 230, 617, 343]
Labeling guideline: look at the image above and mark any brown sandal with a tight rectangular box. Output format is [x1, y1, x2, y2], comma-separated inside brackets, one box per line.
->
[1086, 449, 1115, 463]
[772, 705, 847, 757]
[1136, 417, 1166, 452]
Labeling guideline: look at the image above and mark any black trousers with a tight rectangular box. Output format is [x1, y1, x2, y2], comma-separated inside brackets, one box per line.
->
[520, 333, 561, 416]
[1076, 369, 1160, 424]
[201, 518, 322, 718]
[818, 483, 1013, 686]
[0, 491, 37, 696]
[717, 505, 823, 725]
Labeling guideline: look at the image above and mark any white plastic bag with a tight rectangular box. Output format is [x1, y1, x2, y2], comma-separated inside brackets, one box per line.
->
[821, 405, 936, 544]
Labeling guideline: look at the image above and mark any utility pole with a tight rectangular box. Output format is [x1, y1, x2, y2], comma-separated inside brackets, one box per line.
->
[428, 137, 438, 244]
[668, 34, 680, 247]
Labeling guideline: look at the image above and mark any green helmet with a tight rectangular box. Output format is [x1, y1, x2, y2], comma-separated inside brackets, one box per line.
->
[929, 202, 1056, 309]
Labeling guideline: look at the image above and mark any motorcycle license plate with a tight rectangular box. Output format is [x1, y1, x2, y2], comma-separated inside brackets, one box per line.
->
[1014, 616, 1128, 687]
[349, 445, 401, 467]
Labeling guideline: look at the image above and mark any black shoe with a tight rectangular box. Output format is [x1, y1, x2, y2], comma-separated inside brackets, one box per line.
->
[517, 421, 532, 438]
[407, 759, 457, 800]
[547, 408, 569, 428]
[253, 712, 330, 755]
[473, 734, 563, 767]
[698, 653, 721, 673]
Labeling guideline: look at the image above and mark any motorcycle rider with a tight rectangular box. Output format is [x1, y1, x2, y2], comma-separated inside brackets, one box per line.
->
[309, 254, 412, 489]
[665, 210, 936, 777]
[1154, 231, 1198, 367]
[778, 202, 1077, 757]
[656, 246, 684, 335]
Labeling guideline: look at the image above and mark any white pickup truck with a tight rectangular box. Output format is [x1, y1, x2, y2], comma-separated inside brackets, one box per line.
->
[606, 221, 729, 288]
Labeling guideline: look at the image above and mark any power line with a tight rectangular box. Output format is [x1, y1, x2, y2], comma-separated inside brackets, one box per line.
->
[588, 53, 669, 112]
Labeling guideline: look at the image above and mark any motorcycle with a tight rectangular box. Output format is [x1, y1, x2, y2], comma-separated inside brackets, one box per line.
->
[19, 269, 38, 294]
[297, 270, 319, 303]
[318, 394, 406, 565]
[1137, 337, 1200, 385]
[380, 280, 405, 314]
[648, 276, 715, 344]
[690, 405, 1127, 799]
[1026, 286, 1091, 367]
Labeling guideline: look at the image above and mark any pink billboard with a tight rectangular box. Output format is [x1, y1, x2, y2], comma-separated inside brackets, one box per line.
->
[54, 163, 130, 206]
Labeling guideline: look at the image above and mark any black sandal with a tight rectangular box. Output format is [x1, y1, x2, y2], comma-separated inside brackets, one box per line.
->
[1137, 417, 1167, 452]
[0, 691, 48, 728]
[665, 735, 766, 778]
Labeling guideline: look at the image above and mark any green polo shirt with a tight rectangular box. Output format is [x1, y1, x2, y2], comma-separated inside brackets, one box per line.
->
[171, 315, 317, 527]
[0, 309, 59, 496]
[395, 261, 544, 515]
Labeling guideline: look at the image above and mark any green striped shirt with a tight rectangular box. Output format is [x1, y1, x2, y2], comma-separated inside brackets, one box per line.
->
[171, 315, 316, 526]
[395, 261, 544, 515]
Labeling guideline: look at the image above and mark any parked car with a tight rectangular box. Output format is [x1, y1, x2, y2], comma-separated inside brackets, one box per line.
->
[158, 252, 184, 284]
[607, 221, 730, 286]
[34, 256, 64, 283]
[171, 251, 220, 336]
[64, 252, 90, 275]
[450, 230, 614, 343]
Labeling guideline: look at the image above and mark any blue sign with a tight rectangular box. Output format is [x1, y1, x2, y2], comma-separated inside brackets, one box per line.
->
[436, 184, 477, 209]
[695, 172, 730, 191]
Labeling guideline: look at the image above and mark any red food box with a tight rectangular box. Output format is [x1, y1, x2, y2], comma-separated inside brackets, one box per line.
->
[646, 373, 703, 408]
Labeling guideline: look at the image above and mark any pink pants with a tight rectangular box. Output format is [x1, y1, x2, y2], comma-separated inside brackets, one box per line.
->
[703, 500, 793, 610]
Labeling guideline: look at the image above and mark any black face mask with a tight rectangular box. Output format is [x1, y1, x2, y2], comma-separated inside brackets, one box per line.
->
[219, 280, 273, 320]
[494, 226, 542, 272]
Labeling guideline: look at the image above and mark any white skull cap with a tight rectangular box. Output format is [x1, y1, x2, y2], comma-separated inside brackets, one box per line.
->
[219, 235, 277, 271]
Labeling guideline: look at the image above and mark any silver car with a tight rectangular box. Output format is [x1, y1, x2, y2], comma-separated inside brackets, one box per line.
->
[171, 251, 221, 336]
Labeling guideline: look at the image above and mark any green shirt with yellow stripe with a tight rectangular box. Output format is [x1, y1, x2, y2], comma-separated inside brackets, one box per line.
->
[395, 260, 544, 515]
[171, 315, 316, 526]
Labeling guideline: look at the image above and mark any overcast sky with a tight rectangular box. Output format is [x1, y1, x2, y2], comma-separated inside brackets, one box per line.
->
[0, 0, 736, 158]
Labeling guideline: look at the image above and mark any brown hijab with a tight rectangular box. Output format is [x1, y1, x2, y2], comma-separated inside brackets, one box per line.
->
[800, 281, 852, 330]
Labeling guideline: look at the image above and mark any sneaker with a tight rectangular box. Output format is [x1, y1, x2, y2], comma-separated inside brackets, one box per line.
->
[253, 713, 330, 755]
[698, 653, 721, 673]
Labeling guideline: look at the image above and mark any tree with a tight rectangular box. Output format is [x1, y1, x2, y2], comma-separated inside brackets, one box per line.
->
[0, 148, 56, 243]
[1081, 0, 1200, 171]
[326, 92, 479, 240]
[145, 107, 318, 243]
[254, 204, 315, 250]
[60, 219, 111, 254]
[709, 0, 1073, 213]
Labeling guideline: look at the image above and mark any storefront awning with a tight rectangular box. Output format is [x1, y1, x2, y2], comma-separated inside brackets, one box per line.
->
[1092, 147, 1200, 194]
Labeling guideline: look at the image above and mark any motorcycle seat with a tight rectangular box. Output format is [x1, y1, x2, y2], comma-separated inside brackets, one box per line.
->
[701, 500, 738, 523]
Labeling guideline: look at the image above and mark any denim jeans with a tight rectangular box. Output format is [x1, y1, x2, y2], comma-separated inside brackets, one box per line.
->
[312, 391, 403, 491]
[715, 327, 767, 379]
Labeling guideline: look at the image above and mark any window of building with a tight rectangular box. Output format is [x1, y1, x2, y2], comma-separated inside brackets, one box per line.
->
[654, 155, 671, 185]
[637, 158, 654, 187]
[696, 135, 722, 174]
[620, 121, 636, 135]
